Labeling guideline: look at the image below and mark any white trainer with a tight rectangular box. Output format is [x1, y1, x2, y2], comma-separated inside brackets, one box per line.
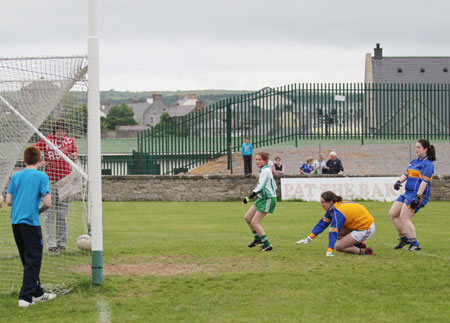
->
[32, 292, 57, 303]
[18, 300, 35, 308]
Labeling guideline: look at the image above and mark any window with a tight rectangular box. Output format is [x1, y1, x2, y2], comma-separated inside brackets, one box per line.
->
[444, 67, 448, 73]
[397, 68, 402, 73]
[420, 67, 425, 73]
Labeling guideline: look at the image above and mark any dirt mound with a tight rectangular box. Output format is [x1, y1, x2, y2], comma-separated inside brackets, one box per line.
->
[73, 262, 215, 277]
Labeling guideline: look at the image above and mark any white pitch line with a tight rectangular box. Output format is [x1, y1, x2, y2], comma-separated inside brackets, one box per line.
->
[97, 297, 111, 323]
[382, 243, 450, 260]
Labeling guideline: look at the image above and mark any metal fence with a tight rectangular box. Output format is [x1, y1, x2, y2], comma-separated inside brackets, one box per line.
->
[129, 83, 450, 175]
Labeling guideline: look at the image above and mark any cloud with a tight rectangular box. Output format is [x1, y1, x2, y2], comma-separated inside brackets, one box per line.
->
[1, 0, 450, 90]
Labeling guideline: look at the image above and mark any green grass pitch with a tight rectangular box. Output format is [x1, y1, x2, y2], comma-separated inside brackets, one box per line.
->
[1, 201, 450, 322]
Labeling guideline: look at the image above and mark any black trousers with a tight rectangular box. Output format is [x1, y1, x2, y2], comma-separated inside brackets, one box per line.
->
[12, 223, 44, 303]
[243, 155, 252, 175]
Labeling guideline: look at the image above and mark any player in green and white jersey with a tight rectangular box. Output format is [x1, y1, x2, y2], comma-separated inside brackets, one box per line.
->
[243, 152, 277, 251]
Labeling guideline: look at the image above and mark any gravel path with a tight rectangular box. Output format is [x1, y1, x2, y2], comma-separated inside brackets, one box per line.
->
[190, 142, 450, 176]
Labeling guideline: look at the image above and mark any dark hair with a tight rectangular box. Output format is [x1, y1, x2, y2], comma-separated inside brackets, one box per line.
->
[256, 152, 269, 162]
[417, 139, 436, 161]
[320, 191, 343, 203]
[24, 146, 41, 165]
[54, 119, 68, 133]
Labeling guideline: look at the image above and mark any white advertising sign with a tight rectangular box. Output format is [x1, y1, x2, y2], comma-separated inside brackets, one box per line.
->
[281, 177, 403, 202]
[334, 95, 346, 102]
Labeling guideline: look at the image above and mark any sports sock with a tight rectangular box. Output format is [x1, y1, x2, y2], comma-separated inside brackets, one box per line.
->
[260, 234, 270, 247]
[252, 230, 260, 241]
[409, 238, 419, 246]
[399, 234, 408, 242]
[355, 242, 365, 248]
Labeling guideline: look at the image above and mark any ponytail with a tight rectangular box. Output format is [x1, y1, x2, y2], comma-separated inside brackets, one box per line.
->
[320, 191, 343, 203]
[418, 139, 436, 161]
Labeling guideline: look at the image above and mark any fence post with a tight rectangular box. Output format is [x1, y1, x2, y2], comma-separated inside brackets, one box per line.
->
[226, 100, 232, 170]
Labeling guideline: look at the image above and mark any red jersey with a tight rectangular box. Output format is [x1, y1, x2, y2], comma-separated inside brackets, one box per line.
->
[35, 134, 78, 181]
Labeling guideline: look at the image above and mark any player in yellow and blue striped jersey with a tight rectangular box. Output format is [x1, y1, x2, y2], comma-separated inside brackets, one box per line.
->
[389, 139, 436, 251]
[296, 191, 375, 256]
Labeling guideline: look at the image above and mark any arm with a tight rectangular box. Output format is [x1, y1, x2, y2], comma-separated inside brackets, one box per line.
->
[296, 213, 331, 244]
[338, 160, 344, 174]
[39, 193, 52, 214]
[416, 181, 428, 196]
[410, 162, 434, 207]
[327, 210, 346, 254]
[253, 168, 270, 194]
[6, 193, 12, 206]
[299, 164, 305, 174]
[70, 138, 78, 160]
[311, 213, 332, 237]
[394, 174, 408, 190]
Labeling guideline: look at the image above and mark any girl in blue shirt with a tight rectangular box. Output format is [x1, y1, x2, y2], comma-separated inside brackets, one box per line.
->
[299, 157, 314, 175]
[389, 139, 436, 251]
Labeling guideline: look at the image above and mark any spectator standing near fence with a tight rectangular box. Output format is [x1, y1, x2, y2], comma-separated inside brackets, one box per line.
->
[313, 153, 327, 174]
[241, 137, 253, 177]
[299, 157, 314, 175]
[273, 156, 284, 175]
[326, 151, 344, 174]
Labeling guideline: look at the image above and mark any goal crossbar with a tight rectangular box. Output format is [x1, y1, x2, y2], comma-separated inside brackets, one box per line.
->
[0, 94, 88, 180]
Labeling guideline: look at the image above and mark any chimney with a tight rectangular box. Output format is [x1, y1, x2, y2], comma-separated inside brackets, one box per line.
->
[196, 100, 206, 111]
[152, 93, 162, 102]
[374, 43, 383, 60]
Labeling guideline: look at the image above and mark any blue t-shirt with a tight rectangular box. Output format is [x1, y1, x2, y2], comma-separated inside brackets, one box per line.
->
[7, 169, 50, 226]
[241, 143, 253, 156]
[300, 163, 314, 174]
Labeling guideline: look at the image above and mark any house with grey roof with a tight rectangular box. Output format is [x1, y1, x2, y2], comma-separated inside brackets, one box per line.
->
[364, 44, 450, 135]
[142, 93, 170, 126]
[169, 94, 206, 119]
[127, 101, 150, 124]
[365, 43, 450, 83]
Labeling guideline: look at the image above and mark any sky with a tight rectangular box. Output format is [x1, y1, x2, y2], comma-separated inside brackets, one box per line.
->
[1, 0, 449, 91]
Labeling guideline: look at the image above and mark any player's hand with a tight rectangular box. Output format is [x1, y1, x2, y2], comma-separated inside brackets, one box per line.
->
[325, 251, 334, 257]
[296, 236, 312, 244]
[243, 197, 249, 204]
[410, 194, 422, 209]
[393, 181, 402, 191]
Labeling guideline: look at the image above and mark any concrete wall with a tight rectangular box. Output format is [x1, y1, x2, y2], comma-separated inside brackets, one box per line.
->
[102, 175, 450, 201]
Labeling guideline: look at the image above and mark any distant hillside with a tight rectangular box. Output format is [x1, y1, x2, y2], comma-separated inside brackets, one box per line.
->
[99, 90, 252, 107]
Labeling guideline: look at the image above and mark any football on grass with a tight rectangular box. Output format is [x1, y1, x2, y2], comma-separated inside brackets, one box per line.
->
[76, 234, 91, 251]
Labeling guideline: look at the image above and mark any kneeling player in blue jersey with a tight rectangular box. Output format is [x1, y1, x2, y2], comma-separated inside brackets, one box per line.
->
[389, 139, 436, 251]
[243, 152, 277, 251]
[296, 191, 375, 256]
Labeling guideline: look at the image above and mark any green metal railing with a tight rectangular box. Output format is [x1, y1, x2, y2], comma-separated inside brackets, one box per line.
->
[132, 83, 450, 175]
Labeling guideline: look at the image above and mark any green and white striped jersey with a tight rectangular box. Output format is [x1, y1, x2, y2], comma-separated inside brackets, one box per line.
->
[253, 165, 277, 199]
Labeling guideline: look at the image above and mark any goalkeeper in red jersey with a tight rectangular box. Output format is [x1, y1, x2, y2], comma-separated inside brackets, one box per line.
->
[35, 119, 78, 253]
[296, 191, 375, 256]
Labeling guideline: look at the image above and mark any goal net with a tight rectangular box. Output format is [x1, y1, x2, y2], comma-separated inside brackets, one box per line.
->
[0, 56, 90, 295]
